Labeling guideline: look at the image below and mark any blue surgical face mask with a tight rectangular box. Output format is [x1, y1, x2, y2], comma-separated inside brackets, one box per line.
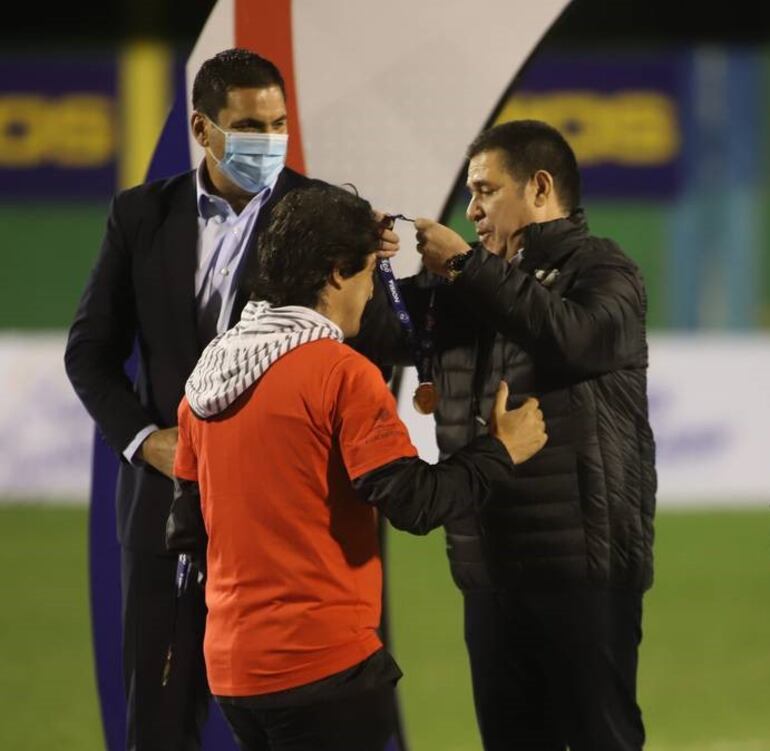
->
[207, 119, 288, 194]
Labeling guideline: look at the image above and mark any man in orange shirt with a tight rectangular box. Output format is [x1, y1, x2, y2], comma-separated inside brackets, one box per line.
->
[173, 184, 547, 751]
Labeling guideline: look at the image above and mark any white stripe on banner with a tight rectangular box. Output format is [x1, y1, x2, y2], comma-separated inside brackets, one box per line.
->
[644, 335, 770, 504]
[0, 333, 92, 501]
[2, 334, 769, 505]
[395, 335, 770, 507]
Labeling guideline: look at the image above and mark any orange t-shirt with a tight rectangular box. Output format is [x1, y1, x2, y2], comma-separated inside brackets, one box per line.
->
[174, 339, 417, 697]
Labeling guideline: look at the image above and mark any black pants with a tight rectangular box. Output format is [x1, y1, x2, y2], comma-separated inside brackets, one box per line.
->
[464, 586, 645, 751]
[121, 548, 210, 751]
[217, 683, 397, 751]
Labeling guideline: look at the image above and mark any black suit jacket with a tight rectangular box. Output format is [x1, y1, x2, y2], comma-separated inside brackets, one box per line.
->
[65, 167, 313, 552]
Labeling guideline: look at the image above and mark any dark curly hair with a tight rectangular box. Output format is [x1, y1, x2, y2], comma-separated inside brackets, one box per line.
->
[468, 120, 582, 212]
[250, 184, 381, 308]
[192, 48, 285, 121]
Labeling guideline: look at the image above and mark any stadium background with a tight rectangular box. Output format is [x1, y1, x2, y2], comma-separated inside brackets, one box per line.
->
[1, 0, 769, 748]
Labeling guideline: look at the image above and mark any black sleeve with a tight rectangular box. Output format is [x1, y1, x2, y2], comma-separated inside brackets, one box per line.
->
[166, 478, 207, 555]
[454, 245, 647, 379]
[352, 434, 514, 536]
[64, 194, 154, 456]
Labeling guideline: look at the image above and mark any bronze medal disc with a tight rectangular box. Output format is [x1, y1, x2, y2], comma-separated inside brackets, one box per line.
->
[413, 382, 439, 415]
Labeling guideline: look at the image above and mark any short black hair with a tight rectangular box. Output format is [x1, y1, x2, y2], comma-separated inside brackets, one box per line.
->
[467, 120, 581, 212]
[192, 48, 285, 122]
[250, 184, 380, 308]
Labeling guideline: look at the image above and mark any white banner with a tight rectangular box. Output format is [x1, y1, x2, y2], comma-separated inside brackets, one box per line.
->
[646, 335, 770, 505]
[396, 334, 770, 507]
[291, 0, 569, 279]
[0, 333, 92, 501]
[1, 334, 768, 505]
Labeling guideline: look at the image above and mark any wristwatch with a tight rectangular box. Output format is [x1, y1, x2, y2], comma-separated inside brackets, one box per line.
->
[445, 248, 474, 282]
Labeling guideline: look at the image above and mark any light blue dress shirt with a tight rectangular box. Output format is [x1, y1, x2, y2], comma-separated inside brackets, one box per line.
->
[123, 162, 276, 463]
[193, 164, 272, 338]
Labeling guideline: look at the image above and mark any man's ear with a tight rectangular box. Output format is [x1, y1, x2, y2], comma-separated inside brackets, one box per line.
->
[328, 268, 345, 291]
[191, 112, 209, 149]
[532, 170, 554, 207]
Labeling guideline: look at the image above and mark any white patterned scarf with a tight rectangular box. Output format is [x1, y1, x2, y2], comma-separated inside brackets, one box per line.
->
[185, 300, 343, 418]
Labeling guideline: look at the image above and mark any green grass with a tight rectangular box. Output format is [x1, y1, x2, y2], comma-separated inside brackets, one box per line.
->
[388, 509, 770, 751]
[638, 511, 770, 750]
[1, 505, 769, 750]
[0, 504, 102, 750]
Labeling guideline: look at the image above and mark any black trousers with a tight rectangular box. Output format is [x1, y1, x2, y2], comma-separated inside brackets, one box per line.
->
[121, 548, 210, 751]
[463, 586, 646, 751]
[217, 683, 397, 751]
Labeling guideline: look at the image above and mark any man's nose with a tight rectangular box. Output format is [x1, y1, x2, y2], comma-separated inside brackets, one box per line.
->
[466, 196, 482, 221]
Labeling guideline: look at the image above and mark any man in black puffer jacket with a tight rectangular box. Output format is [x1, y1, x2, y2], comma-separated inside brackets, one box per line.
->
[355, 120, 656, 751]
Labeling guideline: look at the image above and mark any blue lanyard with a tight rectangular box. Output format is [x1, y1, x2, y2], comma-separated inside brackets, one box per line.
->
[376, 256, 434, 385]
[378, 214, 441, 414]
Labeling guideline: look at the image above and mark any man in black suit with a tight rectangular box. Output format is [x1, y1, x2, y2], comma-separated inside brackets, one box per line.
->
[65, 48, 398, 751]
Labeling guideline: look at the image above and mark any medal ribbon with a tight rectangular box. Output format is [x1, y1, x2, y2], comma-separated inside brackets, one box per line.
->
[376, 257, 432, 384]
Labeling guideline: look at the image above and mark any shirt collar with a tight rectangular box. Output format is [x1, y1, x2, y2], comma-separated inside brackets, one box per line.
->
[195, 161, 275, 221]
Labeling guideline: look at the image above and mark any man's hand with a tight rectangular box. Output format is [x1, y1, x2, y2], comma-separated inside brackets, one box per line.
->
[139, 427, 179, 478]
[490, 382, 547, 465]
[414, 218, 472, 277]
[373, 211, 401, 259]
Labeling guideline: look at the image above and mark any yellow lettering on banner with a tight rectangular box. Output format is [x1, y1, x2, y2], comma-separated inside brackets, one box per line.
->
[495, 91, 680, 166]
[0, 94, 115, 168]
[55, 95, 115, 167]
[0, 96, 47, 167]
[612, 93, 679, 165]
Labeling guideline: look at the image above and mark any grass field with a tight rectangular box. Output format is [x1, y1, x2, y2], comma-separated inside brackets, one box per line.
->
[1, 505, 769, 750]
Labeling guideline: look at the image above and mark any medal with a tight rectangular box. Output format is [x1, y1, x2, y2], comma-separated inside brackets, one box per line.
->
[376, 239, 440, 415]
[413, 382, 438, 415]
